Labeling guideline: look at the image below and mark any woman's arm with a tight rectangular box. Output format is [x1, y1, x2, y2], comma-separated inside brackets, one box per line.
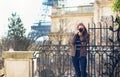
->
[69, 33, 76, 45]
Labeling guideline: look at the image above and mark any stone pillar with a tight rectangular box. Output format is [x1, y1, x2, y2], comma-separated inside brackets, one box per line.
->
[2, 51, 34, 77]
[94, 1, 100, 24]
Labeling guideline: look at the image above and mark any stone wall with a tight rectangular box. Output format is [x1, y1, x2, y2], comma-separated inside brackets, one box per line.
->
[51, 15, 93, 33]
[2, 51, 34, 77]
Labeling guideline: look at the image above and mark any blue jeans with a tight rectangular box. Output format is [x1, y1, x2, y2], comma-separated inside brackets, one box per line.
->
[72, 56, 87, 77]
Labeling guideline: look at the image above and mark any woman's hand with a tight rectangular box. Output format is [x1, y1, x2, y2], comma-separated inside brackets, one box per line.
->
[75, 30, 79, 34]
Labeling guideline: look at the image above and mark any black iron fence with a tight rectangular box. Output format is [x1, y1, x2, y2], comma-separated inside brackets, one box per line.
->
[34, 41, 74, 77]
[33, 16, 120, 77]
[87, 16, 120, 77]
[0, 50, 4, 77]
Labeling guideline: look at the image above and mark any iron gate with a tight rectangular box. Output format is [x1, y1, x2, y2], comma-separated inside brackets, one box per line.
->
[87, 16, 120, 77]
[33, 16, 120, 77]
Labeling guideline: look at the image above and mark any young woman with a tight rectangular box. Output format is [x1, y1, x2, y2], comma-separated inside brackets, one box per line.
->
[70, 23, 89, 77]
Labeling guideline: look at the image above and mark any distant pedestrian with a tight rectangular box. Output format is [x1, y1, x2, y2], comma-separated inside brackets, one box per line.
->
[70, 23, 89, 77]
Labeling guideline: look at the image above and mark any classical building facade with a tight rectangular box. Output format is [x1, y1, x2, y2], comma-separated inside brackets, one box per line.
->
[49, 0, 115, 44]
[94, 0, 115, 23]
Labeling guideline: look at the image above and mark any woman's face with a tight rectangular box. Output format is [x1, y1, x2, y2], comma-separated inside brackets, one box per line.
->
[78, 25, 84, 33]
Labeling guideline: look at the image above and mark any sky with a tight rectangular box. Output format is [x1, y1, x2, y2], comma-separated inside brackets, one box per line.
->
[0, 0, 94, 38]
[0, 0, 43, 37]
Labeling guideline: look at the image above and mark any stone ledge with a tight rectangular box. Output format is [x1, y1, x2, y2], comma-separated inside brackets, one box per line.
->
[2, 51, 35, 59]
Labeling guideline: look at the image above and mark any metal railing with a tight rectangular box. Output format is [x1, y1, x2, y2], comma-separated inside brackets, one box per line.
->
[33, 16, 120, 77]
[0, 51, 4, 77]
[34, 41, 74, 77]
[33, 42, 120, 77]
